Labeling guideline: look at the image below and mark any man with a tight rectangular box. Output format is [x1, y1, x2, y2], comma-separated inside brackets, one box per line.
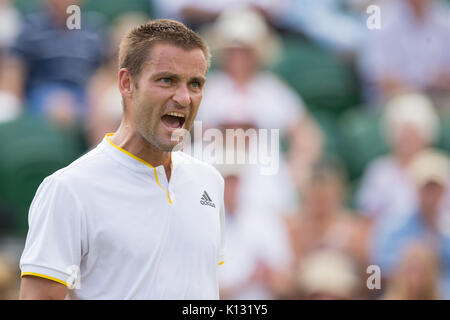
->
[19, 19, 225, 300]
[372, 149, 450, 298]
[360, 0, 450, 102]
[1, 0, 107, 126]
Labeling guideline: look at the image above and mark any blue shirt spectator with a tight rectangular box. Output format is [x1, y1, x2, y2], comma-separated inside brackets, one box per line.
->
[9, 2, 107, 120]
[372, 149, 450, 298]
[372, 210, 450, 298]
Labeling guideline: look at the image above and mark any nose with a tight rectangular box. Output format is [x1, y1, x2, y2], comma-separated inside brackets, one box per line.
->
[172, 84, 191, 108]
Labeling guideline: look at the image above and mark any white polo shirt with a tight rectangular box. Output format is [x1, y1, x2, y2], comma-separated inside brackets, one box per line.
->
[20, 133, 225, 300]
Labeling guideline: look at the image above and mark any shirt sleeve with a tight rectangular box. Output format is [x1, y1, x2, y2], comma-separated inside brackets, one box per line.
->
[20, 175, 87, 288]
[355, 159, 387, 218]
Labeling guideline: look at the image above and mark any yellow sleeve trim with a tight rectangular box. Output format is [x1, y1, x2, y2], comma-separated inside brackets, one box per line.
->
[105, 133, 173, 204]
[21, 272, 69, 287]
[218, 261, 225, 266]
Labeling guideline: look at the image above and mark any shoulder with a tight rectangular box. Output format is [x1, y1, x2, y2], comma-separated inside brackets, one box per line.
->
[28, 149, 107, 217]
[12, 12, 47, 44]
[21, 12, 47, 28]
[46, 144, 110, 187]
[381, 212, 420, 241]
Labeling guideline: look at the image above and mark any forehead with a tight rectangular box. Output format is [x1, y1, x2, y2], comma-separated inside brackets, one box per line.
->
[142, 43, 207, 77]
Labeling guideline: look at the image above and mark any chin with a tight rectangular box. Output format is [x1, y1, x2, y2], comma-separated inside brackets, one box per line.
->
[153, 139, 180, 152]
[162, 144, 180, 152]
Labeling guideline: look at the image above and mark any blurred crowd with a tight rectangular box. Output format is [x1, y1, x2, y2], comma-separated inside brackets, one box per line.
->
[0, 0, 450, 299]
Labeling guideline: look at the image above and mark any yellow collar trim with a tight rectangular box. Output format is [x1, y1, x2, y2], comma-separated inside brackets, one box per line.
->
[105, 133, 173, 204]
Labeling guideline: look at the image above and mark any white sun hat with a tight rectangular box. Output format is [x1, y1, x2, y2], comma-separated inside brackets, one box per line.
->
[201, 5, 281, 66]
[408, 149, 450, 188]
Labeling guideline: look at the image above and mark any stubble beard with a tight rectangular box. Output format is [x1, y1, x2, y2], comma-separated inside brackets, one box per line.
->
[134, 98, 198, 153]
[136, 119, 175, 153]
[133, 106, 172, 153]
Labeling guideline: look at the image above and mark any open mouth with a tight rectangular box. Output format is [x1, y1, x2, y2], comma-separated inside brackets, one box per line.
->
[161, 112, 186, 130]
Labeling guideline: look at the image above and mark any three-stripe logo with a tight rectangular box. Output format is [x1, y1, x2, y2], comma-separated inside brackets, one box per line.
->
[200, 191, 216, 208]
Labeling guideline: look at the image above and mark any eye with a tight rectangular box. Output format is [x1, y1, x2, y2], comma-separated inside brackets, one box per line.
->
[159, 78, 172, 85]
[190, 81, 201, 89]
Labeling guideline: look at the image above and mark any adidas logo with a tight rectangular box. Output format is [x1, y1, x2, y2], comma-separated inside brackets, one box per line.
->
[200, 191, 216, 208]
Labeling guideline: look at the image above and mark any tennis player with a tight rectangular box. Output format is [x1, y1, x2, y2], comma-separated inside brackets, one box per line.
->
[19, 19, 225, 299]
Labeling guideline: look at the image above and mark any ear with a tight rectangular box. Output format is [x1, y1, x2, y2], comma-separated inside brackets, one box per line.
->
[118, 68, 135, 99]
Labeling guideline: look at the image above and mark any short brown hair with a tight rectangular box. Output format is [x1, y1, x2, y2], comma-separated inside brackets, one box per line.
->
[118, 19, 211, 85]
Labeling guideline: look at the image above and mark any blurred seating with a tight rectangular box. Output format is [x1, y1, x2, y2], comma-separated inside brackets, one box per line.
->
[436, 111, 450, 154]
[0, 115, 84, 236]
[83, 0, 154, 23]
[12, 0, 153, 21]
[11, 0, 39, 14]
[338, 107, 388, 181]
[307, 108, 341, 159]
[272, 35, 361, 116]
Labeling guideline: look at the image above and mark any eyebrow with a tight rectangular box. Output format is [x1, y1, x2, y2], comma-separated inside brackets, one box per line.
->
[152, 72, 206, 85]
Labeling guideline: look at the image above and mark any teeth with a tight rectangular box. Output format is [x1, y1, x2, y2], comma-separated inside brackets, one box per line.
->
[166, 112, 185, 118]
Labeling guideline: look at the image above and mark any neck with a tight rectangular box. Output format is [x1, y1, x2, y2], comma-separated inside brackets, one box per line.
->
[110, 121, 172, 177]
[412, 7, 428, 23]
[394, 152, 414, 167]
[226, 68, 256, 87]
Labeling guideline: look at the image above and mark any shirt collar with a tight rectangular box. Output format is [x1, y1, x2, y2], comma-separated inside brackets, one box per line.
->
[101, 133, 174, 175]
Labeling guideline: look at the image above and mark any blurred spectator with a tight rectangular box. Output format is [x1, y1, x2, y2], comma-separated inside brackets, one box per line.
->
[276, 0, 368, 54]
[0, 253, 18, 299]
[382, 242, 441, 300]
[356, 92, 441, 226]
[198, 7, 294, 133]
[295, 249, 362, 299]
[372, 149, 450, 298]
[227, 153, 300, 221]
[198, 7, 322, 193]
[87, 13, 148, 147]
[0, 0, 108, 127]
[216, 162, 293, 299]
[153, 0, 287, 30]
[287, 162, 370, 273]
[0, 0, 21, 49]
[359, 0, 450, 102]
[0, 89, 22, 123]
[286, 119, 325, 202]
[0, 0, 22, 123]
